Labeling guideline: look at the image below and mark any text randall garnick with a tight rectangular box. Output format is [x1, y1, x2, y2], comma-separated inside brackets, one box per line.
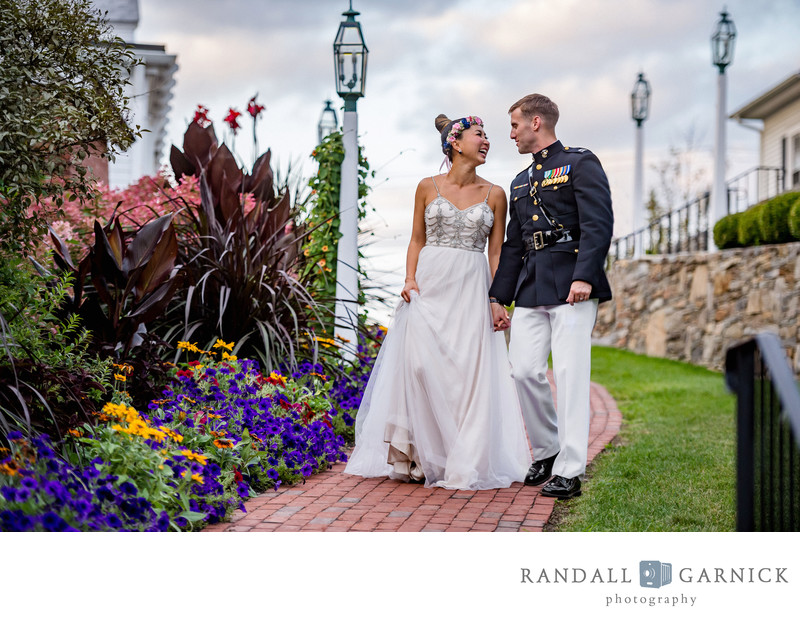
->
[520, 567, 788, 584]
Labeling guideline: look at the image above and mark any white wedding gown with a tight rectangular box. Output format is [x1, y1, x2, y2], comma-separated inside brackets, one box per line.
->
[344, 180, 532, 490]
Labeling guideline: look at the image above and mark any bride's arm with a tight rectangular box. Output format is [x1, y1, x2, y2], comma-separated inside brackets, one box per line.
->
[401, 179, 431, 302]
[487, 186, 508, 279]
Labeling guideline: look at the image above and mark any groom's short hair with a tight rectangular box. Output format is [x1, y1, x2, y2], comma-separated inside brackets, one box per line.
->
[509, 94, 559, 129]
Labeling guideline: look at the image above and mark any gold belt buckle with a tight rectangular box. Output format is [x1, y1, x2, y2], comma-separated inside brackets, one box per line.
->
[533, 231, 545, 250]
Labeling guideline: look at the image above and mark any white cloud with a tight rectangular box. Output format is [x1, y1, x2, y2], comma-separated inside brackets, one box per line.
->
[135, 0, 800, 322]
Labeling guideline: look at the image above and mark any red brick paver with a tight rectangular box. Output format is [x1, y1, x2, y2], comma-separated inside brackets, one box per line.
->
[202, 380, 622, 532]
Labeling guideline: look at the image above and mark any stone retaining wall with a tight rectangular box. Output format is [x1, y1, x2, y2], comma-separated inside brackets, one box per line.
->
[593, 242, 800, 375]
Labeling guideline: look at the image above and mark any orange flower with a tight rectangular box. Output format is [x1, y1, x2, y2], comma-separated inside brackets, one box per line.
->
[213, 438, 234, 449]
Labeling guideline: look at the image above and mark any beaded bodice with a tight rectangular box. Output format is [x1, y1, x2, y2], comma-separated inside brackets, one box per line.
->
[424, 188, 493, 253]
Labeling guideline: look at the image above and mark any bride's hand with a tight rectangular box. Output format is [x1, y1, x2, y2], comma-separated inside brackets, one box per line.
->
[401, 279, 420, 302]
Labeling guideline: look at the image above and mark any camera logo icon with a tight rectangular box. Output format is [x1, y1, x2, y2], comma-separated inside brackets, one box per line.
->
[640, 560, 672, 589]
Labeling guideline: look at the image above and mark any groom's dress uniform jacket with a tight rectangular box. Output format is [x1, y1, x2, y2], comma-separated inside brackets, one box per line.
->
[490, 140, 613, 307]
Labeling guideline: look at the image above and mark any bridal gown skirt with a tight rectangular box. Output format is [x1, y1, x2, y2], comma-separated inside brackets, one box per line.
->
[344, 245, 532, 490]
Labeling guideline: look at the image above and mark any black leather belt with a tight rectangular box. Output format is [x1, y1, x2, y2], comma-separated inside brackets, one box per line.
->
[524, 228, 577, 252]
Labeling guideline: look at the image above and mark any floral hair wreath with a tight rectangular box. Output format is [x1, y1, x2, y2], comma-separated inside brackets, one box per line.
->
[442, 116, 483, 153]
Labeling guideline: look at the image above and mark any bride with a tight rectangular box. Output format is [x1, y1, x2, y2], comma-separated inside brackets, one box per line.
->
[343, 113, 531, 490]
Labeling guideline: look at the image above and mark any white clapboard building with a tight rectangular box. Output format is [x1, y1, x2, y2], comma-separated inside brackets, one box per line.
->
[93, 0, 178, 188]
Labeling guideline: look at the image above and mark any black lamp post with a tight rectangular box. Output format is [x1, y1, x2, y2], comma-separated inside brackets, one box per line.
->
[332, 2, 368, 356]
[317, 99, 338, 143]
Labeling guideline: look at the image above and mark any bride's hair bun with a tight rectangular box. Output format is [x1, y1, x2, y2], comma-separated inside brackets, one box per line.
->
[434, 114, 451, 133]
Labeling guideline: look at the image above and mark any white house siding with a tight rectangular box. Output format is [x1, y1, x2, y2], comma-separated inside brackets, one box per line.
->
[760, 103, 800, 189]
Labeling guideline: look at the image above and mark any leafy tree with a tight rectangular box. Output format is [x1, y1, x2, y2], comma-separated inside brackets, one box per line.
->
[0, 0, 139, 252]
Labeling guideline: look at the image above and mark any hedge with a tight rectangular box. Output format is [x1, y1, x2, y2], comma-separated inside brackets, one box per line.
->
[714, 191, 800, 249]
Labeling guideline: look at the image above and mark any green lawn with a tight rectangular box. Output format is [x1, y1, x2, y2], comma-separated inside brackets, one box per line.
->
[549, 346, 737, 532]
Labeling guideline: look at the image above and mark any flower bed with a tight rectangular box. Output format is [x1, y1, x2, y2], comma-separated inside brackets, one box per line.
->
[0, 337, 380, 532]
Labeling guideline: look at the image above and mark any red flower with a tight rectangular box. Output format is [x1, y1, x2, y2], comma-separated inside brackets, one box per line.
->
[193, 105, 211, 127]
[247, 96, 265, 119]
[176, 368, 194, 379]
[188, 361, 201, 367]
[233, 467, 243, 483]
[224, 108, 242, 134]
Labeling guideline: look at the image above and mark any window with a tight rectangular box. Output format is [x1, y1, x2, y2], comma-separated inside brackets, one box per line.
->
[793, 134, 800, 188]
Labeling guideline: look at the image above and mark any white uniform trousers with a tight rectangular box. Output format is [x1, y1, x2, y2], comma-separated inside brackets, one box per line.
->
[508, 299, 598, 479]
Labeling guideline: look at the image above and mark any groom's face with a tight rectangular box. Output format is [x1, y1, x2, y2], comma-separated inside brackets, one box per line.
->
[509, 108, 536, 155]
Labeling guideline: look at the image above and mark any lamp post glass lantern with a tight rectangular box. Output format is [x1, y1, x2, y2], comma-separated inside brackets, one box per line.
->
[711, 9, 737, 71]
[631, 72, 651, 127]
[318, 99, 338, 143]
[333, 1, 368, 106]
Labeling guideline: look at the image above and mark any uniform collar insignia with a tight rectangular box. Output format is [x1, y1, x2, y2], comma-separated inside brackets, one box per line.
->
[533, 140, 563, 164]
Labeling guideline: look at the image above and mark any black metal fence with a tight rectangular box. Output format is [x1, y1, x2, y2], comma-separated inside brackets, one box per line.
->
[726, 166, 785, 214]
[608, 193, 709, 264]
[725, 333, 800, 531]
[608, 166, 786, 264]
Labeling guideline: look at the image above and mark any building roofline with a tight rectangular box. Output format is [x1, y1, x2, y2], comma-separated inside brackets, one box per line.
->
[731, 70, 800, 120]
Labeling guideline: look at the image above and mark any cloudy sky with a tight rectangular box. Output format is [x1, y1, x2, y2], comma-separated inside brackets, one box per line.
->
[134, 0, 800, 318]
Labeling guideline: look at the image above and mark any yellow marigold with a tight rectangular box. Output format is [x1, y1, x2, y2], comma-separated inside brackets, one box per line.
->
[221, 352, 238, 361]
[181, 471, 204, 484]
[160, 426, 184, 443]
[269, 372, 287, 386]
[180, 449, 208, 466]
[0, 461, 19, 476]
[113, 374, 127, 382]
[139, 426, 167, 443]
[177, 341, 202, 353]
[112, 363, 134, 374]
[213, 339, 234, 351]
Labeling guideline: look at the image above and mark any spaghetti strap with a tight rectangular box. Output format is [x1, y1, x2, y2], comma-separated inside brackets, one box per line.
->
[431, 176, 441, 195]
[484, 184, 494, 202]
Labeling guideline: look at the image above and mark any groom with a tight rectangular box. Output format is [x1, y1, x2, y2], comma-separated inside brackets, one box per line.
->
[489, 94, 613, 499]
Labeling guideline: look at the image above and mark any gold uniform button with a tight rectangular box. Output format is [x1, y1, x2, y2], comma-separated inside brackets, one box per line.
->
[564, 146, 570, 150]
[536, 164, 542, 170]
[533, 214, 539, 221]
[574, 248, 579, 253]
[533, 181, 538, 187]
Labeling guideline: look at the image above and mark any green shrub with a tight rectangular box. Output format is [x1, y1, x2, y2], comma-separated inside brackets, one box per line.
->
[713, 212, 740, 249]
[737, 203, 765, 247]
[789, 196, 800, 240]
[758, 191, 800, 244]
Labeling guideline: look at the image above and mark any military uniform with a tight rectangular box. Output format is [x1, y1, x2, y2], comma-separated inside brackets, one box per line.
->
[489, 139, 613, 481]
[489, 140, 613, 307]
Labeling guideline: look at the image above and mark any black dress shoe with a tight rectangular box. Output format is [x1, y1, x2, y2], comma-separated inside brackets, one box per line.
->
[524, 452, 559, 486]
[541, 475, 582, 499]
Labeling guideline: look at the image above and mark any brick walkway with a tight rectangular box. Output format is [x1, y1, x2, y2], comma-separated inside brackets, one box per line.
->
[202, 380, 622, 533]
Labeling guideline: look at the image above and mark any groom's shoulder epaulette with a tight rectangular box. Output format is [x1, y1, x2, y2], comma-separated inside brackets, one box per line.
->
[563, 146, 590, 155]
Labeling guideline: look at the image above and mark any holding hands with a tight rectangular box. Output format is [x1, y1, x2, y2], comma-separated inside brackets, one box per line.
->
[491, 302, 510, 332]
